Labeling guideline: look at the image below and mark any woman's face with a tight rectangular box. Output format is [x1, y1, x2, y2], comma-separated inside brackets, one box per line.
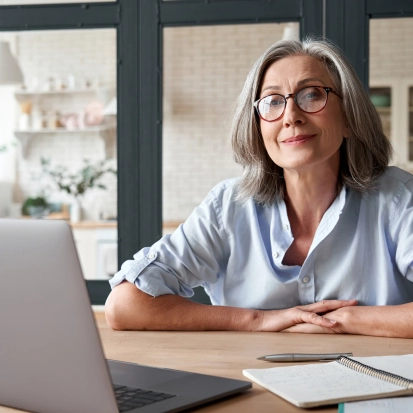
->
[258, 54, 348, 175]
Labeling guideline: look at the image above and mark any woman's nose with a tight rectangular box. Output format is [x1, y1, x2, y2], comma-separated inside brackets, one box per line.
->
[282, 97, 305, 127]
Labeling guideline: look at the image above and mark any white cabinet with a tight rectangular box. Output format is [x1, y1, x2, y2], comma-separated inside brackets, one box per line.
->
[72, 227, 96, 280]
[370, 77, 413, 171]
[95, 228, 118, 280]
[72, 225, 117, 280]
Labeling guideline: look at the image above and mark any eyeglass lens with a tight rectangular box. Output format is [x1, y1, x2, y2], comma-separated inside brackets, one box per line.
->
[257, 86, 328, 121]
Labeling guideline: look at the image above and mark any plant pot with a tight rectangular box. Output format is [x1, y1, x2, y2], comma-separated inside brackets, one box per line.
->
[28, 206, 49, 218]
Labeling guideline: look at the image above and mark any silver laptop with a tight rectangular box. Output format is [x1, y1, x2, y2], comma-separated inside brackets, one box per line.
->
[0, 219, 251, 413]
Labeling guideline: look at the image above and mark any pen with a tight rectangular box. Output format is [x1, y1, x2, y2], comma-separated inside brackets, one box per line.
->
[257, 352, 353, 362]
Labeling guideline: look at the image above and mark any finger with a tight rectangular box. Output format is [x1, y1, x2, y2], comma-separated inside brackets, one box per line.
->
[261, 307, 336, 332]
[298, 299, 357, 313]
[268, 308, 338, 331]
[294, 308, 338, 328]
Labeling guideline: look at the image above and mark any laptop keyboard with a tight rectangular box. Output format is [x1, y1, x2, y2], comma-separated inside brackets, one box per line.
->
[114, 384, 177, 412]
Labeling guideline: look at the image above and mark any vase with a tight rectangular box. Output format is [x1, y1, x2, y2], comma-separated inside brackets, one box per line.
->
[70, 198, 82, 223]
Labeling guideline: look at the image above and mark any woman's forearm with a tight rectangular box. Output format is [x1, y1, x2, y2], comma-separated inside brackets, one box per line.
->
[105, 282, 356, 331]
[105, 281, 261, 331]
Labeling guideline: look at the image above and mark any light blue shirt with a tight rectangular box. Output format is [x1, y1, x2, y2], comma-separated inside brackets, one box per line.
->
[109, 166, 413, 308]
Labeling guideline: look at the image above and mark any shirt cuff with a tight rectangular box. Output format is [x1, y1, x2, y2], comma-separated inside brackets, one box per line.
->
[109, 250, 157, 289]
[108, 250, 195, 298]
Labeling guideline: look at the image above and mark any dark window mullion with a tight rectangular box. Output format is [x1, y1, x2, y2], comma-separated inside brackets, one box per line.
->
[325, 0, 369, 87]
[0, 3, 119, 30]
[117, 0, 161, 269]
[367, 0, 413, 17]
[160, 0, 301, 26]
[300, 0, 323, 38]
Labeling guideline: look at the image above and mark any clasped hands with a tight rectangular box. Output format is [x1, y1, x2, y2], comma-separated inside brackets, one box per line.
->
[258, 299, 359, 334]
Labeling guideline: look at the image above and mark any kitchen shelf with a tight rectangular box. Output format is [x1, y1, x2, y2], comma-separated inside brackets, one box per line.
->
[16, 87, 113, 95]
[15, 123, 115, 134]
[15, 123, 116, 158]
[15, 87, 115, 104]
[14, 84, 117, 159]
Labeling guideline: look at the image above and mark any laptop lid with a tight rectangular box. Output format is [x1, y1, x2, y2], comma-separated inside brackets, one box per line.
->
[0, 219, 118, 413]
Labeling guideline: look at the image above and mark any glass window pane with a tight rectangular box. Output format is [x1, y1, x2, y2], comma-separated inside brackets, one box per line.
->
[162, 23, 299, 234]
[0, 28, 117, 280]
[370, 17, 413, 169]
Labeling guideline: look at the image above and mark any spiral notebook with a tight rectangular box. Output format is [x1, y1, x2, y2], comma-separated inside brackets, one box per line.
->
[243, 354, 413, 408]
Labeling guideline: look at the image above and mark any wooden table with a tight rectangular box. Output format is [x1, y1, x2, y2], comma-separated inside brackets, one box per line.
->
[2, 312, 413, 412]
[95, 313, 413, 413]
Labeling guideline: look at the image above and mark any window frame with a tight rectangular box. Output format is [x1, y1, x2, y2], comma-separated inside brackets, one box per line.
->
[325, 0, 413, 87]
[0, 0, 323, 304]
[0, 1, 120, 304]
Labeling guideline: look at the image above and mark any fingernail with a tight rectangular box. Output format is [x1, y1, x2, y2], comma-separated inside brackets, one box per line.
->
[326, 318, 337, 324]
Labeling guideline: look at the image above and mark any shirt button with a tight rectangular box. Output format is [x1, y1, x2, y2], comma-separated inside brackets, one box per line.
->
[272, 252, 279, 258]
[285, 224, 290, 231]
[148, 253, 156, 259]
[302, 276, 310, 284]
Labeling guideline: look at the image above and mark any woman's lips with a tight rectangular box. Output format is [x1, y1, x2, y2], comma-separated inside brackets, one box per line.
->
[281, 134, 316, 145]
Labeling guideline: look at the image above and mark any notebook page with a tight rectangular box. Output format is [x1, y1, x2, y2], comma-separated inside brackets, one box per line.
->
[243, 361, 410, 408]
[350, 355, 413, 380]
[343, 397, 413, 413]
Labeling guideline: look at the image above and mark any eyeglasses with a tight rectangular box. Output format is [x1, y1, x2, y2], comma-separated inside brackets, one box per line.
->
[253, 86, 342, 122]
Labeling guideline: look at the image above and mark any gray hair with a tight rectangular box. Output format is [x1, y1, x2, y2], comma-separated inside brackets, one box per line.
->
[231, 38, 392, 204]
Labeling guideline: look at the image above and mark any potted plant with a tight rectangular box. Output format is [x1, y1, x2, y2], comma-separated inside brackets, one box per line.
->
[22, 196, 49, 218]
[41, 157, 116, 223]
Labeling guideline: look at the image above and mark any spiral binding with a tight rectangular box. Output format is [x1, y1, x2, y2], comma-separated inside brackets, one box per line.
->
[338, 356, 413, 389]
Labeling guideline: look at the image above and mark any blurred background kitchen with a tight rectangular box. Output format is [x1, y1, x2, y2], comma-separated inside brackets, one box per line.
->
[0, 1, 412, 282]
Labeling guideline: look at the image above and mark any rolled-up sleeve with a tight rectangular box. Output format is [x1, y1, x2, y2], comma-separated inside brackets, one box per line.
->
[109, 182, 230, 298]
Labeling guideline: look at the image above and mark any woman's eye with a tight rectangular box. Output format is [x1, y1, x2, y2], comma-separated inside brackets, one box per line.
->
[269, 98, 284, 107]
[301, 88, 323, 100]
[303, 91, 321, 100]
[304, 92, 316, 99]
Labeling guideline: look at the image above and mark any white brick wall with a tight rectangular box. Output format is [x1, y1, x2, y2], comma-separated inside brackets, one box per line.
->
[370, 18, 413, 78]
[163, 23, 289, 222]
[17, 29, 116, 88]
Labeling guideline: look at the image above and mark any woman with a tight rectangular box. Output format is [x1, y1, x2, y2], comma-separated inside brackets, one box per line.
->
[106, 38, 413, 337]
